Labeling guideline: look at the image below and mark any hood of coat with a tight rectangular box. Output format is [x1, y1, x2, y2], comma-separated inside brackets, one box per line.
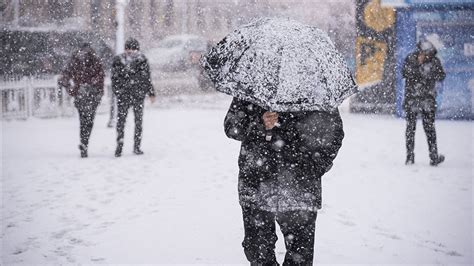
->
[416, 40, 438, 58]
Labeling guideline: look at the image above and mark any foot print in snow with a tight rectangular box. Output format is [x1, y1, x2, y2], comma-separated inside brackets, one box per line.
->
[52, 229, 70, 239]
[336, 213, 356, 227]
[53, 246, 76, 263]
[12, 247, 27, 255]
[423, 240, 462, 257]
[372, 225, 389, 231]
[55, 192, 67, 198]
[49, 205, 60, 210]
[68, 237, 83, 245]
[86, 207, 97, 214]
[97, 221, 115, 229]
[445, 250, 463, 257]
[91, 257, 106, 262]
[100, 199, 112, 205]
[371, 225, 402, 240]
[377, 231, 402, 240]
[425, 240, 446, 248]
[337, 219, 356, 227]
[11, 236, 41, 257]
[6, 222, 16, 229]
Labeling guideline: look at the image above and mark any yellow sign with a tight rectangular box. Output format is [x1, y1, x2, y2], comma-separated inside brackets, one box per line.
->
[355, 36, 388, 85]
[364, 0, 396, 32]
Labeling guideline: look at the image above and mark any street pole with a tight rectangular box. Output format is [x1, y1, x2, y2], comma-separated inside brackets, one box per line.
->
[115, 0, 128, 55]
[13, 0, 20, 27]
[181, 1, 188, 33]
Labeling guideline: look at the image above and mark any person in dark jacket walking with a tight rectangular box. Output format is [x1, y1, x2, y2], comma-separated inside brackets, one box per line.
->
[112, 38, 156, 157]
[59, 42, 104, 158]
[402, 40, 446, 166]
[224, 98, 344, 265]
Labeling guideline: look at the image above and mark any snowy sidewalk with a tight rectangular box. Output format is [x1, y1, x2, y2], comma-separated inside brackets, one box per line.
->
[2, 94, 472, 265]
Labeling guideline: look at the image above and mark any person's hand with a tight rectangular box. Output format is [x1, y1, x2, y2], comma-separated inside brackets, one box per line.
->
[262, 111, 279, 130]
[149, 96, 156, 104]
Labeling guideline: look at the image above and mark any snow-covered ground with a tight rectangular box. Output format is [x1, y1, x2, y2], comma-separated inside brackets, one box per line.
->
[1, 93, 472, 265]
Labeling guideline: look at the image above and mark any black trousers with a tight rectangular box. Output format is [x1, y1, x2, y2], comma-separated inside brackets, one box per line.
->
[75, 98, 100, 147]
[405, 108, 438, 160]
[242, 207, 317, 265]
[116, 98, 145, 149]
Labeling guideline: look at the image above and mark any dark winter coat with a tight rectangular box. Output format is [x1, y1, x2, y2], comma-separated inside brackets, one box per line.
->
[59, 47, 105, 97]
[111, 51, 155, 101]
[402, 46, 445, 112]
[224, 98, 344, 212]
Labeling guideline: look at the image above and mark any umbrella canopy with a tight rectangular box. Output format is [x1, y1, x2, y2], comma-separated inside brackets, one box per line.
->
[201, 17, 358, 112]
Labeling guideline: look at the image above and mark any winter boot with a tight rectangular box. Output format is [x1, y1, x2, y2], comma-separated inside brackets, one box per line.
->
[430, 154, 445, 166]
[79, 144, 88, 158]
[107, 120, 115, 128]
[405, 153, 414, 165]
[133, 147, 144, 155]
[115, 144, 123, 157]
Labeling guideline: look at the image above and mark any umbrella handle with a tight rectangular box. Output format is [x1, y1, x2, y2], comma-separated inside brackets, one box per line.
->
[265, 129, 272, 141]
[265, 122, 280, 142]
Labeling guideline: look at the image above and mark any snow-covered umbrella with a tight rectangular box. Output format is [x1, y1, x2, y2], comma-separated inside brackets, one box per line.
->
[201, 17, 358, 112]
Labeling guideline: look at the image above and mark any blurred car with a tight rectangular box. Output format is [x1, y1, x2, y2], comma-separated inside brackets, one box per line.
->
[146, 34, 209, 72]
[0, 29, 113, 76]
[145, 34, 213, 91]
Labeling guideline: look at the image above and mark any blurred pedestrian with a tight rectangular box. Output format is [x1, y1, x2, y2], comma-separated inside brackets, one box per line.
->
[97, 43, 117, 129]
[107, 86, 116, 128]
[111, 37, 156, 157]
[402, 40, 446, 166]
[58, 42, 104, 158]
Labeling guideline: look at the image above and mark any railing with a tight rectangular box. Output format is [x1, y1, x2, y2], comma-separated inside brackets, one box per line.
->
[0, 75, 113, 120]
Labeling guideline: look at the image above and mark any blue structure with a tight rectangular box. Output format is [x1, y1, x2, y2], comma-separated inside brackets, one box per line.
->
[384, 0, 474, 119]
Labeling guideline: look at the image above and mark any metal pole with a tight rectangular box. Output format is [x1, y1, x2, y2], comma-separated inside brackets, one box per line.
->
[181, 1, 188, 33]
[13, 0, 20, 27]
[115, 0, 128, 55]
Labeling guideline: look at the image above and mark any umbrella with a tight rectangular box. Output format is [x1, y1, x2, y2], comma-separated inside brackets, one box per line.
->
[201, 17, 358, 112]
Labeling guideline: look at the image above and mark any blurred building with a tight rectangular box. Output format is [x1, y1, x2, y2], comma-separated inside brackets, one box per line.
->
[1, 1, 114, 42]
[351, 0, 473, 119]
[351, 0, 397, 114]
[391, 0, 474, 119]
[1, 0, 355, 55]
[1, 0, 92, 29]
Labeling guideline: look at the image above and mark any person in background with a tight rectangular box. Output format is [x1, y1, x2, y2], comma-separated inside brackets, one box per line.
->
[402, 40, 446, 166]
[107, 87, 116, 128]
[111, 37, 156, 157]
[224, 98, 344, 265]
[59, 42, 104, 158]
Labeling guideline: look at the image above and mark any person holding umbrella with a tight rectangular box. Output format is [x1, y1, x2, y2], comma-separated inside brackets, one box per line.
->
[202, 18, 357, 265]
